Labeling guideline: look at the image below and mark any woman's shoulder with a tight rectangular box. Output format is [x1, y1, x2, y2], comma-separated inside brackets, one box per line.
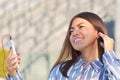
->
[53, 63, 61, 70]
[51, 63, 62, 72]
[49, 63, 62, 77]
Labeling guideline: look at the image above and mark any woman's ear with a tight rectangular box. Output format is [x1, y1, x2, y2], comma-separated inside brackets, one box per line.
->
[96, 31, 99, 39]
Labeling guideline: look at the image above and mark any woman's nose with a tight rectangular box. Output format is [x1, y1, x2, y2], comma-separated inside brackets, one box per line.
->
[73, 28, 80, 36]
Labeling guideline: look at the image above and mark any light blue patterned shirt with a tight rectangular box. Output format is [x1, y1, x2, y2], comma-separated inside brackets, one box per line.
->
[48, 51, 120, 80]
[6, 51, 120, 80]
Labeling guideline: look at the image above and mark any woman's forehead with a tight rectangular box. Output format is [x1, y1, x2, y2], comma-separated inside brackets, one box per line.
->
[71, 18, 92, 27]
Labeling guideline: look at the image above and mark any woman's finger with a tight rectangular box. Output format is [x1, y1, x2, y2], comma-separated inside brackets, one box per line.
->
[100, 42, 104, 48]
[98, 32, 106, 39]
[6, 54, 18, 68]
[8, 60, 19, 75]
[98, 32, 114, 51]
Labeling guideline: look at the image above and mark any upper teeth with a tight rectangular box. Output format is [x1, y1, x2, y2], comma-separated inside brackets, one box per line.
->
[75, 38, 82, 43]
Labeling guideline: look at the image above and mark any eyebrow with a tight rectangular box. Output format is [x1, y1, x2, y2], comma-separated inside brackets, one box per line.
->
[70, 22, 84, 29]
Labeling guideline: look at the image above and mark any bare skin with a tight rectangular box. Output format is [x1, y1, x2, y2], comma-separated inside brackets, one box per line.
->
[6, 49, 20, 77]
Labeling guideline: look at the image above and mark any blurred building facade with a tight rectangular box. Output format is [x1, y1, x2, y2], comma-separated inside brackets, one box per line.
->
[0, 0, 118, 80]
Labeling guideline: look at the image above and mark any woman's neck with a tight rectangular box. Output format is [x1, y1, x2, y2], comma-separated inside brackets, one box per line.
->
[80, 41, 99, 62]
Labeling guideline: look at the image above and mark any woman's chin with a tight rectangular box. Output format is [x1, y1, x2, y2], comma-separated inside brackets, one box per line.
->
[74, 47, 82, 51]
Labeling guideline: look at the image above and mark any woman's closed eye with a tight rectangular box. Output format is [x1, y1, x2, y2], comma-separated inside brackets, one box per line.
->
[79, 25, 85, 28]
[70, 26, 85, 33]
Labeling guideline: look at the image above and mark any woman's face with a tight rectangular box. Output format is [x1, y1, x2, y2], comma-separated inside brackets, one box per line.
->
[70, 18, 98, 51]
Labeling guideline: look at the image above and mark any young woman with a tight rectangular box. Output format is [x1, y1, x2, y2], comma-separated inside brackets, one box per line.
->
[6, 12, 120, 80]
[48, 12, 120, 80]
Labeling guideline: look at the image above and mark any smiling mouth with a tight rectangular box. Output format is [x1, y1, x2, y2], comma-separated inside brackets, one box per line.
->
[75, 38, 83, 43]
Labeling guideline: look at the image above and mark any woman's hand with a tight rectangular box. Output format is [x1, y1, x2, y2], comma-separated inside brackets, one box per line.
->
[6, 48, 20, 77]
[98, 32, 114, 52]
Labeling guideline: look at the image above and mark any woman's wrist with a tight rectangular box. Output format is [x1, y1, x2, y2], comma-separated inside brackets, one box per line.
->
[9, 70, 17, 77]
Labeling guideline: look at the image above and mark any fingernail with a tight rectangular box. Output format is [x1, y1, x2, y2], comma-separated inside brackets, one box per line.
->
[17, 54, 20, 56]
[98, 32, 102, 35]
[10, 47, 12, 50]
[18, 58, 20, 60]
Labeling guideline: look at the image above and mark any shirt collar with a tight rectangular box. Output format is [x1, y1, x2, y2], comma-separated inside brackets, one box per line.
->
[74, 58, 103, 72]
[91, 58, 103, 72]
[74, 58, 86, 69]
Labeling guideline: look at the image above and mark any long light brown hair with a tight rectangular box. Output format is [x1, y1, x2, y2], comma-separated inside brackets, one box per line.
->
[51, 12, 107, 77]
